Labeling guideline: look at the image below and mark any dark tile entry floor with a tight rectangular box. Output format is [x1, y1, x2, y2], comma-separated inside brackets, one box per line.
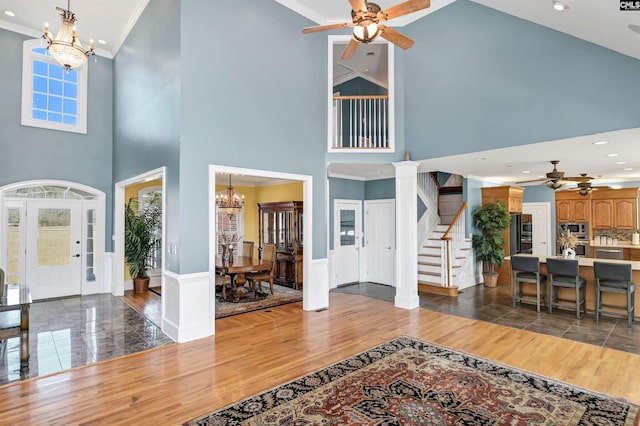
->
[0, 294, 173, 386]
[332, 282, 640, 355]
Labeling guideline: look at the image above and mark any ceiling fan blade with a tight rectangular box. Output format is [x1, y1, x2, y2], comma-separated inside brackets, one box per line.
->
[379, 26, 414, 49]
[302, 22, 353, 34]
[341, 38, 360, 59]
[565, 176, 593, 182]
[515, 178, 547, 184]
[383, 0, 431, 20]
[349, 0, 367, 12]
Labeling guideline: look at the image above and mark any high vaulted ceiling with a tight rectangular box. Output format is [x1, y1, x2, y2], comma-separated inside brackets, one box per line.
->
[1, 0, 639, 185]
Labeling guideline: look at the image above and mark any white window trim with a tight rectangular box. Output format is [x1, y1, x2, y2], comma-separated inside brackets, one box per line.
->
[21, 39, 88, 134]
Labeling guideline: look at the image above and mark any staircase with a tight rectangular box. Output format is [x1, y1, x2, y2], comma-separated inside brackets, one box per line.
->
[416, 173, 477, 295]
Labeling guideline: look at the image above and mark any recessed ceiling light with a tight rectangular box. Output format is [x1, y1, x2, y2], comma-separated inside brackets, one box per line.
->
[552, 1, 568, 11]
[607, 153, 620, 157]
[616, 161, 628, 165]
[98, 39, 107, 45]
[629, 24, 640, 34]
[624, 167, 633, 171]
[476, 157, 487, 161]
[522, 170, 531, 174]
[3, 10, 15, 17]
[592, 141, 608, 145]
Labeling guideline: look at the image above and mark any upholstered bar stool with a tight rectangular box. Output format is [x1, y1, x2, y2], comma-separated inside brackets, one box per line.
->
[547, 258, 586, 319]
[594, 261, 636, 328]
[511, 256, 547, 312]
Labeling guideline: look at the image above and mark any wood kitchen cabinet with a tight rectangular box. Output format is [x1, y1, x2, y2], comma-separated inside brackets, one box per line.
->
[591, 188, 639, 230]
[258, 201, 303, 289]
[481, 186, 524, 286]
[555, 191, 590, 222]
[481, 185, 524, 213]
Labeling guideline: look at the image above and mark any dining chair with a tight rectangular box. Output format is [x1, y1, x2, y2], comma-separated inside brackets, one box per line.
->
[594, 261, 636, 327]
[215, 274, 232, 300]
[242, 241, 254, 258]
[511, 256, 547, 312]
[246, 243, 276, 295]
[546, 258, 586, 318]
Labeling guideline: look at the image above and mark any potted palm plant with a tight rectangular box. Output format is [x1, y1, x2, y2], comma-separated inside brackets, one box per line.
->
[471, 200, 511, 287]
[124, 196, 162, 293]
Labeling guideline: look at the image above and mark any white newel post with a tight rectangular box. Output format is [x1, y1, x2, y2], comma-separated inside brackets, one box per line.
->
[393, 160, 420, 309]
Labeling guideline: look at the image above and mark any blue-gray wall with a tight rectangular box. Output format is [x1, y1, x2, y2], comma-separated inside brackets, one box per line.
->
[0, 28, 114, 249]
[113, 0, 181, 270]
[403, 0, 640, 159]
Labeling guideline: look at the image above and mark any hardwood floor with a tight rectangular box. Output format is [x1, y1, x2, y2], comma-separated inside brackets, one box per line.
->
[0, 292, 638, 425]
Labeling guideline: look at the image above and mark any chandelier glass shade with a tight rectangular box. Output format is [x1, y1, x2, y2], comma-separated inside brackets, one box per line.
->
[42, 1, 94, 71]
[216, 175, 244, 216]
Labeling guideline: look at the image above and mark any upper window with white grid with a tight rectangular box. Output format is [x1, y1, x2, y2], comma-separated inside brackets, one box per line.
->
[21, 39, 88, 134]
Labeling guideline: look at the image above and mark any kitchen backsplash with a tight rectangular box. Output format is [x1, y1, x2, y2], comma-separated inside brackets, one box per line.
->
[593, 229, 640, 241]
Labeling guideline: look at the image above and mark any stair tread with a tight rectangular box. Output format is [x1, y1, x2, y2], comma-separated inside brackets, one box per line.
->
[418, 261, 441, 266]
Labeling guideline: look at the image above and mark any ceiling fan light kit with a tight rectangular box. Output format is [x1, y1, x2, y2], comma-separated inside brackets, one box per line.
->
[42, 0, 94, 71]
[302, 0, 430, 59]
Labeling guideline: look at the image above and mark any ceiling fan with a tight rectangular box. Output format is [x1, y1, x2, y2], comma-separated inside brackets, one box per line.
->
[302, 0, 431, 59]
[516, 160, 592, 189]
[572, 174, 611, 196]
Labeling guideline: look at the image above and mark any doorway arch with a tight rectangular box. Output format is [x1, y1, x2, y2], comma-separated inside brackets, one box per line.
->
[0, 180, 106, 298]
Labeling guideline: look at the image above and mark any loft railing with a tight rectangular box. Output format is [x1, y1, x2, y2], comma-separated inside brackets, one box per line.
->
[440, 202, 468, 287]
[331, 95, 390, 150]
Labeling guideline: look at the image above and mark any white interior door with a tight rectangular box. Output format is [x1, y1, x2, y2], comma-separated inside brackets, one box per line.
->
[365, 199, 395, 286]
[334, 200, 361, 285]
[26, 200, 82, 300]
[523, 202, 551, 256]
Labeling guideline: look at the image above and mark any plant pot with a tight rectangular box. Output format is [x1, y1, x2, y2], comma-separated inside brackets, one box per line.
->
[483, 272, 498, 288]
[133, 277, 150, 293]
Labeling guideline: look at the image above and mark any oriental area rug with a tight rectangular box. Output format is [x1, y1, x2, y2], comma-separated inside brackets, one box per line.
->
[215, 284, 302, 319]
[184, 336, 639, 426]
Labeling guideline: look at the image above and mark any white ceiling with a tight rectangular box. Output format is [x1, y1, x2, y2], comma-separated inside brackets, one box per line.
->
[2, 0, 639, 185]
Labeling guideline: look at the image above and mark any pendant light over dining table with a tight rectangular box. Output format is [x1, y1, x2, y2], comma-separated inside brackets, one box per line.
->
[42, 0, 95, 71]
[216, 175, 244, 216]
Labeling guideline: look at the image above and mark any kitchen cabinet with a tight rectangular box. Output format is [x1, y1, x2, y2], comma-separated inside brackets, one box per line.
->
[629, 248, 640, 261]
[555, 196, 590, 222]
[258, 201, 303, 289]
[591, 188, 639, 230]
[481, 185, 524, 213]
[481, 186, 524, 285]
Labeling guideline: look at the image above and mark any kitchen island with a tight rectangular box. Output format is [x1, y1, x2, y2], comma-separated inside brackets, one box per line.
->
[504, 255, 639, 319]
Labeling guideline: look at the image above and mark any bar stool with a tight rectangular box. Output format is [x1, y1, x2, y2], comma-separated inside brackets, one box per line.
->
[547, 258, 586, 318]
[593, 262, 636, 328]
[511, 256, 547, 312]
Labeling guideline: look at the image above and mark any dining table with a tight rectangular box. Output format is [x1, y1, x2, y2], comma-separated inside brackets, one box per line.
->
[215, 256, 269, 302]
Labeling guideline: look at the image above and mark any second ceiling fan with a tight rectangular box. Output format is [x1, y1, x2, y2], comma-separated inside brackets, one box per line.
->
[302, 0, 431, 59]
[516, 160, 592, 189]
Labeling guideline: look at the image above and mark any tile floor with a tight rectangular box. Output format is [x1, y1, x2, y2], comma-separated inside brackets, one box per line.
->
[0, 293, 173, 386]
[332, 282, 640, 355]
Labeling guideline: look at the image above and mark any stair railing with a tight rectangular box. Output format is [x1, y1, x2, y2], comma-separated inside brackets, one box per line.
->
[440, 202, 468, 287]
[417, 172, 440, 247]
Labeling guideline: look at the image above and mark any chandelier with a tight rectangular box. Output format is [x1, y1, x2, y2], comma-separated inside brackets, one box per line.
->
[216, 175, 244, 216]
[42, 0, 94, 71]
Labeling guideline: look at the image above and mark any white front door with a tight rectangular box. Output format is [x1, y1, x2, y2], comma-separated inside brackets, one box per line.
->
[365, 199, 395, 286]
[26, 200, 82, 299]
[523, 202, 551, 256]
[334, 200, 361, 285]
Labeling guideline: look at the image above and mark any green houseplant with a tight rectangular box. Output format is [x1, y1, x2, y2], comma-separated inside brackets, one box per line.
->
[124, 196, 162, 293]
[471, 200, 511, 287]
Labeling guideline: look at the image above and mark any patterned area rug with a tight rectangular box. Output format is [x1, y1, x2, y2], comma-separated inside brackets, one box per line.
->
[184, 336, 639, 425]
[215, 284, 302, 319]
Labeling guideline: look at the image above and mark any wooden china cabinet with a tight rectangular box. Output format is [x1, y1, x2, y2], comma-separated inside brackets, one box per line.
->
[258, 201, 303, 289]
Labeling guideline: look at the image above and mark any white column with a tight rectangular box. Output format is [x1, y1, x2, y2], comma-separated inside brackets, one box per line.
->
[393, 160, 420, 310]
